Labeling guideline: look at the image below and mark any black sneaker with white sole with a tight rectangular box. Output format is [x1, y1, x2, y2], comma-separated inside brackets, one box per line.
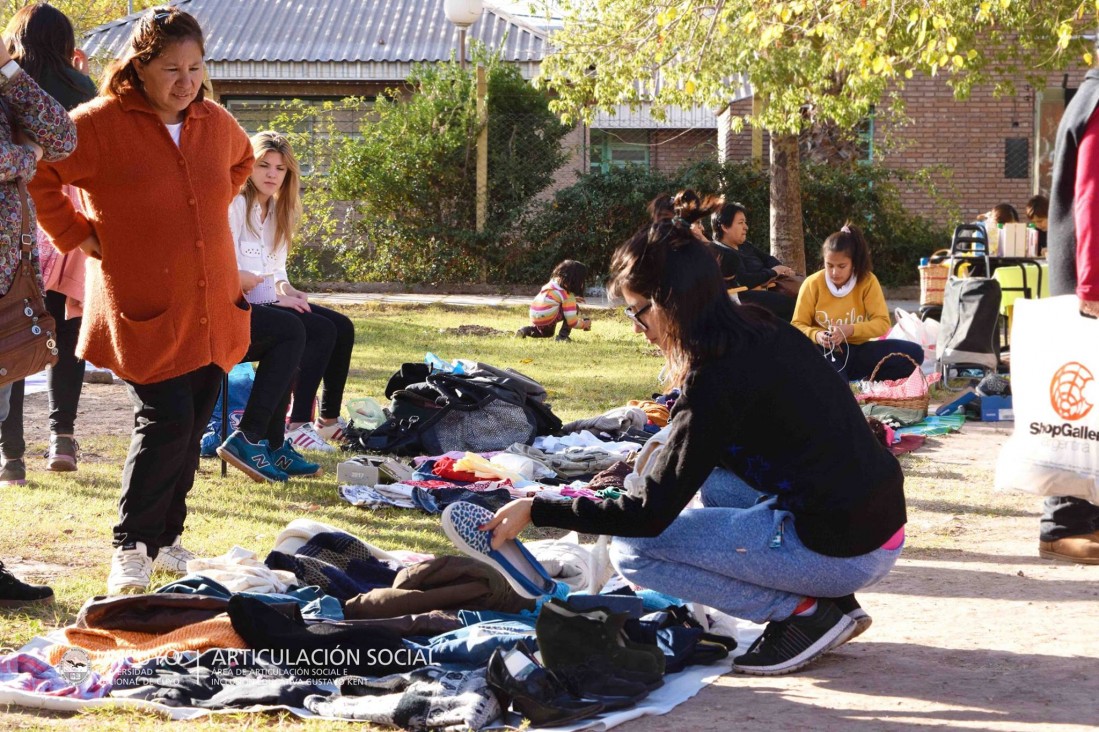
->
[832, 593, 872, 641]
[733, 598, 855, 676]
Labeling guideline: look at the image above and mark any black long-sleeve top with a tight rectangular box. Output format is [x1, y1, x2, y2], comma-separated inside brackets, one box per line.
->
[710, 241, 781, 289]
[531, 322, 907, 558]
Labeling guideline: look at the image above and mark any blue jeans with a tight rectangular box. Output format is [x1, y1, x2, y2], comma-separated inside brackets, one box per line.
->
[608, 468, 903, 624]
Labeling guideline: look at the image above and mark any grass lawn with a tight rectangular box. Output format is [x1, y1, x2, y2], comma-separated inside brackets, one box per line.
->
[0, 302, 1022, 729]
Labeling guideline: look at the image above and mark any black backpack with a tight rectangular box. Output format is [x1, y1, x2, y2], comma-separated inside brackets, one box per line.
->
[353, 363, 562, 456]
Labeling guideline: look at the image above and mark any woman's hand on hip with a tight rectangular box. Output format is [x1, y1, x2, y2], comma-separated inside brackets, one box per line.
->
[78, 235, 101, 259]
[482, 498, 534, 550]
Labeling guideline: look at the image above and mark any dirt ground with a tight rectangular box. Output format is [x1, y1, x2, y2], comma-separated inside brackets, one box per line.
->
[617, 424, 1099, 732]
[13, 385, 1099, 731]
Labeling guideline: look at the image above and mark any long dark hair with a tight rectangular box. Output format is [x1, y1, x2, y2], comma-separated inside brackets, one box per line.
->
[5, 3, 82, 93]
[102, 6, 205, 101]
[821, 223, 873, 280]
[610, 189, 772, 387]
[551, 259, 587, 295]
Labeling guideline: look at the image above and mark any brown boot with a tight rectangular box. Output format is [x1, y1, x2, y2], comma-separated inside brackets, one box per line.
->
[1039, 530, 1099, 564]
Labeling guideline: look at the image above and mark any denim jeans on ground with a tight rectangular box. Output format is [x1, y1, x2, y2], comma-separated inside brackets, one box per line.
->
[608, 468, 903, 624]
[404, 619, 537, 668]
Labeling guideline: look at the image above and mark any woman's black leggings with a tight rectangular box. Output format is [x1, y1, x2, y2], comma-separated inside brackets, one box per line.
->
[238, 305, 305, 446]
[273, 303, 355, 423]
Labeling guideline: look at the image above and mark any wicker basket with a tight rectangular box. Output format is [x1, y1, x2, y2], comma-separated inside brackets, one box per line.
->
[918, 249, 951, 307]
[861, 353, 930, 417]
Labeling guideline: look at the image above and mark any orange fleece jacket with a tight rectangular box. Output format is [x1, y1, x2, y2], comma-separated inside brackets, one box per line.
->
[30, 89, 254, 385]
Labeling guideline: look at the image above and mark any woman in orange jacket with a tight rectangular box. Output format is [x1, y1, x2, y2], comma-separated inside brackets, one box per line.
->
[31, 7, 254, 595]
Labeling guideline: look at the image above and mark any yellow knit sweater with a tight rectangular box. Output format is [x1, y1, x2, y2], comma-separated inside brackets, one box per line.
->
[792, 270, 891, 345]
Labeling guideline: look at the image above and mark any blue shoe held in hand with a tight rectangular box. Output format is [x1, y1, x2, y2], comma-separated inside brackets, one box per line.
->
[442, 501, 559, 599]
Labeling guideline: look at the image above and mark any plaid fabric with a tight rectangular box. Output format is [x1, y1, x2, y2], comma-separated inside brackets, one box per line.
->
[0, 652, 126, 698]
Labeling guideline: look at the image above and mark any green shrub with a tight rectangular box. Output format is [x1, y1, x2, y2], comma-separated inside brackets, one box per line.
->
[501, 165, 678, 284]
[511, 159, 952, 286]
[327, 49, 572, 284]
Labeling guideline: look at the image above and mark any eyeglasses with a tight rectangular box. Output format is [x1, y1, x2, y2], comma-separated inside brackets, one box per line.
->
[624, 302, 652, 331]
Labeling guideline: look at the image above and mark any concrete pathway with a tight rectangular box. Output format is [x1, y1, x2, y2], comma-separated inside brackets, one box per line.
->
[308, 291, 922, 315]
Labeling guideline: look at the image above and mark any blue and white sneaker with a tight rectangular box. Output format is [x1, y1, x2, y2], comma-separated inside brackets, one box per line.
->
[271, 439, 323, 477]
[216, 430, 288, 483]
[441, 501, 558, 599]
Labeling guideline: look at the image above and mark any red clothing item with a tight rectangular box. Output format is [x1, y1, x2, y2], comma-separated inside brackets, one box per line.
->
[432, 456, 480, 482]
[1075, 109, 1099, 300]
[31, 90, 254, 385]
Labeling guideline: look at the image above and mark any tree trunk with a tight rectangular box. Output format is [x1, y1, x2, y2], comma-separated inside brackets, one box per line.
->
[769, 133, 806, 275]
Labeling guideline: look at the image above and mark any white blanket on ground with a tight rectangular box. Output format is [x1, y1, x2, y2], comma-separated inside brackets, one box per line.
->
[1, 632, 736, 729]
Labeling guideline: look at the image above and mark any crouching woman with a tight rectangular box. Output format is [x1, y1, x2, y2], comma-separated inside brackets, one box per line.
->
[482, 202, 907, 675]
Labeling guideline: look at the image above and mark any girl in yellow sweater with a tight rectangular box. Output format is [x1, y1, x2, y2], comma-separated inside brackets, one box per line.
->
[792, 225, 923, 381]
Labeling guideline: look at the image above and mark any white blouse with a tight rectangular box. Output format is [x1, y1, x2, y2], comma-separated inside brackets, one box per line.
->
[228, 193, 290, 286]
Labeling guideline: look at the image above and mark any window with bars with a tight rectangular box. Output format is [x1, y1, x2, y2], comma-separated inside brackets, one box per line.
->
[223, 97, 372, 175]
[590, 129, 650, 173]
[1005, 137, 1029, 179]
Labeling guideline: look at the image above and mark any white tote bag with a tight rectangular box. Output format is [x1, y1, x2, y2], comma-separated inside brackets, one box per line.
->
[885, 308, 939, 375]
[994, 296, 1099, 501]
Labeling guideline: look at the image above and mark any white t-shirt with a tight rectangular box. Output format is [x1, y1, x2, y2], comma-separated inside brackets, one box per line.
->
[165, 122, 183, 146]
[228, 193, 290, 287]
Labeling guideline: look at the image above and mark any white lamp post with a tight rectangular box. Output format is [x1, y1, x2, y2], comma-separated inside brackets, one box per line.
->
[444, 0, 488, 236]
[444, 0, 484, 70]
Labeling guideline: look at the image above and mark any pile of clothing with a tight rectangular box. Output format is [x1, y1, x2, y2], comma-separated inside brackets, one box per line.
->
[1, 515, 737, 730]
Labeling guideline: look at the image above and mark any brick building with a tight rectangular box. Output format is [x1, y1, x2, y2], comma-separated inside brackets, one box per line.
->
[718, 69, 1091, 225]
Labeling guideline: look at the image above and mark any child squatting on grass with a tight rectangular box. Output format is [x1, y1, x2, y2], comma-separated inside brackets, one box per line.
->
[517, 259, 591, 342]
[483, 192, 908, 675]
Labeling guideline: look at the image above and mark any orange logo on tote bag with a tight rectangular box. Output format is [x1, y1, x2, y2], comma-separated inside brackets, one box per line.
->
[1050, 362, 1095, 421]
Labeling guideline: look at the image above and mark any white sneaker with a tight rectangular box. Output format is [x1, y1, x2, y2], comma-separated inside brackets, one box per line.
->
[107, 542, 152, 595]
[286, 423, 337, 453]
[313, 417, 348, 444]
[154, 537, 197, 575]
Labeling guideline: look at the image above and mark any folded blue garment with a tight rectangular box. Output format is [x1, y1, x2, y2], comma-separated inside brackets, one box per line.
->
[155, 575, 344, 621]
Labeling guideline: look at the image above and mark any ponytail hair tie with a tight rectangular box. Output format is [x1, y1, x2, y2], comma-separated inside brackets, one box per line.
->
[840, 224, 851, 233]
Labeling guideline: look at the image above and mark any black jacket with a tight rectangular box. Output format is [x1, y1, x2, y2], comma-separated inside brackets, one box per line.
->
[710, 241, 781, 289]
[532, 321, 907, 558]
[1048, 69, 1099, 297]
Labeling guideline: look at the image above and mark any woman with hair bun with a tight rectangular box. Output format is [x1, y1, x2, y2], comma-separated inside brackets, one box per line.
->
[481, 191, 907, 676]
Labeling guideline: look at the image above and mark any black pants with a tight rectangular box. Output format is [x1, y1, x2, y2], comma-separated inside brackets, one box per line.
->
[116, 363, 223, 555]
[276, 303, 355, 423]
[238, 304, 306, 445]
[1040, 497, 1099, 541]
[0, 290, 85, 459]
[524, 313, 573, 339]
[738, 290, 795, 321]
[818, 338, 925, 382]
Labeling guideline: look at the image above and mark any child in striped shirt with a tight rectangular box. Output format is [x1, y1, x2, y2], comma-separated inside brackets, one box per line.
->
[517, 260, 591, 341]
